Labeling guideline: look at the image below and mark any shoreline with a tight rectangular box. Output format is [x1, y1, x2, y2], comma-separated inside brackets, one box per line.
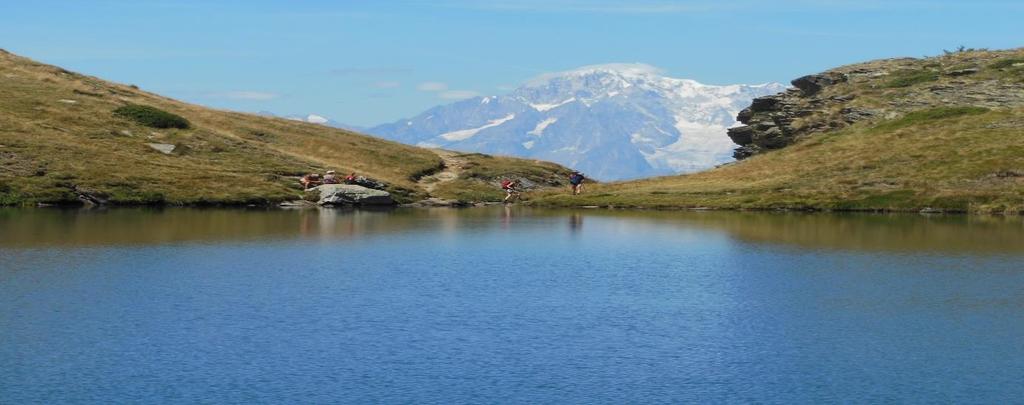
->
[5, 198, 1018, 216]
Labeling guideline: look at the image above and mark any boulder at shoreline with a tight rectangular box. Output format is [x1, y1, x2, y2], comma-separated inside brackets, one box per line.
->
[313, 184, 394, 206]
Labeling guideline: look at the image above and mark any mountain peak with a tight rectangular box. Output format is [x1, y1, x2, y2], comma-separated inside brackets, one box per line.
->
[525, 63, 663, 87]
[561, 62, 663, 77]
[368, 64, 787, 180]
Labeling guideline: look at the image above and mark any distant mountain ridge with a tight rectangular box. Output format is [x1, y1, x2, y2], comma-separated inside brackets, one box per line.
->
[367, 64, 786, 180]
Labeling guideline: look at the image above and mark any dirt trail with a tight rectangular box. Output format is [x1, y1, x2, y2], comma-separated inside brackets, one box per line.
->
[418, 149, 467, 194]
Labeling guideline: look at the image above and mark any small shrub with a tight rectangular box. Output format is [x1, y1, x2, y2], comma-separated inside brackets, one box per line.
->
[942, 45, 986, 55]
[884, 70, 939, 88]
[113, 104, 190, 129]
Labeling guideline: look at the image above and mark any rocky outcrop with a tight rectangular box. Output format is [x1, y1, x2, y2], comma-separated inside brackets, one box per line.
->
[727, 51, 1024, 159]
[312, 184, 394, 206]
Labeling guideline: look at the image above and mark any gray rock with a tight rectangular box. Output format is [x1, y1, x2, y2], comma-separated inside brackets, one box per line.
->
[726, 126, 754, 145]
[791, 72, 847, 96]
[314, 184, 394, 206]
[732, 145, 760, 160]
[840, 107, 878, 123]
[757, 127, 788, 149]
[750, 95, 783, 111]
[146, 143, 175, 155]
[736, 107, 753, 124]
[946, 68, 979, 76]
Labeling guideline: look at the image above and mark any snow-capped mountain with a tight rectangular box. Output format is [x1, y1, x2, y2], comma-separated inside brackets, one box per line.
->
[367, 64, 787, 180]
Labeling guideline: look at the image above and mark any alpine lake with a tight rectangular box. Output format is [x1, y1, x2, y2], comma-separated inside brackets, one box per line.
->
[2, 207, 1023, 403]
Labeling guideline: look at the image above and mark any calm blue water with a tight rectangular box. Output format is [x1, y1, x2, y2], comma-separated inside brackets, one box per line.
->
[2, 208, 1023, 403]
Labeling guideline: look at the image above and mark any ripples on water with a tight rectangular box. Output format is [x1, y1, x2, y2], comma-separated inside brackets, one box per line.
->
[2, 207, 1023, 403]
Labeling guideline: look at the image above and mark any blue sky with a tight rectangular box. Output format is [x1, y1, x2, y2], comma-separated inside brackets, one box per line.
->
[2, 0, 1022, 126]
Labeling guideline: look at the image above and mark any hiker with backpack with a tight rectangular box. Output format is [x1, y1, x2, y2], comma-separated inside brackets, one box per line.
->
[322, 170, 340, 184]
[502, 178, 522, 204]
[300, 173, 323, 190]
[569, 171, 586, 195]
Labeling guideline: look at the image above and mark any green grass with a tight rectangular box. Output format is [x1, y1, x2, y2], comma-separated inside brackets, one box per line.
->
[432, 179, 505, 202]
[113, 104, 190, 129]
[870, 106, 989, 132]
[429, 153, 576, 202]
[884, 69, 939, 88]
[989, 57, 1024, 69]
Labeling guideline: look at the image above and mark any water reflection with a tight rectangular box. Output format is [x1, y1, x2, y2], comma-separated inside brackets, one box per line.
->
[568, 212, 583, 234]
[0, 207, 1022, 254]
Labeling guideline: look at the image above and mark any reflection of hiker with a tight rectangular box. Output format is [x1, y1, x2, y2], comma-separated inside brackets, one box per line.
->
[502, 178, 522, 203]
[569, 212, 583, 233]
[323, 170, 340, 184]
[300, 173, 322, 189]
[569, 171, 586, 195]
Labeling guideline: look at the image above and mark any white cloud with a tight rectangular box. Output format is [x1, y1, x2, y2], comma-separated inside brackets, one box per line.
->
[439, 90, 481, 100]
[207, 91, 279, 101]
[417, 81, 449, 92]
[374, 81, 401, 88]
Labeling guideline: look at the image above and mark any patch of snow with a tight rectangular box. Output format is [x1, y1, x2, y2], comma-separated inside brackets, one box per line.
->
[480, 97, 491, 104]
[416, 141, 441, 148]
[640, 115, 735, 172]
[306, 114, 329, 124]
[527, 117, 558, 137]
[525, 63, 663, 87]
[530, 97, 575, 112]
[438, 114, 516, 141]
[57, 99, 77, 104]
[407, 121, 412, 126]
[630, 132, 655, 145]
[522, 140, 535, 150]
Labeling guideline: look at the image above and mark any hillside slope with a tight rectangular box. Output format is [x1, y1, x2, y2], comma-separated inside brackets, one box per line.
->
[0, 50, 572, 206]
[533, 48, 1024, 214]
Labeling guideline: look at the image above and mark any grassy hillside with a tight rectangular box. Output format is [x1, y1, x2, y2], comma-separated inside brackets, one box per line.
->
[0, 50, 570, 206]
[534, 48, 1024, 214]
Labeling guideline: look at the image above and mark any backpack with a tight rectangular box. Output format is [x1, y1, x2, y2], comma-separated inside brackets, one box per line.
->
[569, 174, 583, 185]
[501, 179, 513, 189]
